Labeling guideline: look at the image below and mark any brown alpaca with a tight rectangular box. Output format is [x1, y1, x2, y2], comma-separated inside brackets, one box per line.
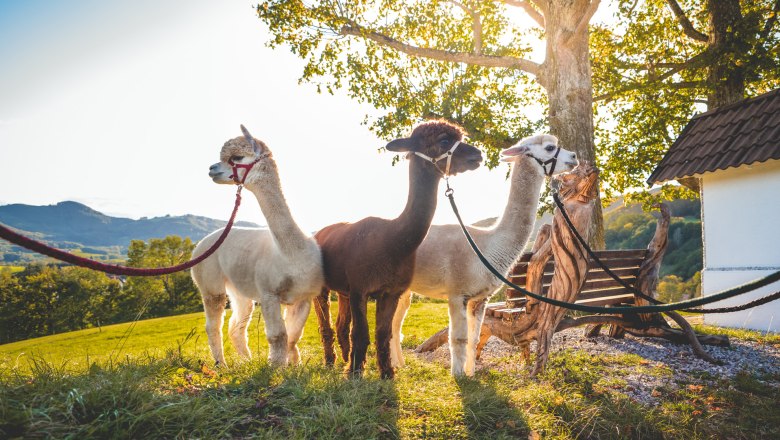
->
[313, 120, 483, 379]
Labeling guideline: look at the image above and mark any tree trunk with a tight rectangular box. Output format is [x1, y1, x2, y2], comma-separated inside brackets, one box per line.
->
[706, 0, 745, 108]
[542, 0, 604, 248]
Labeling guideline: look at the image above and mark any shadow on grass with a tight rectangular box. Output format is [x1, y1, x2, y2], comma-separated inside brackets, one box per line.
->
[456, 375, 530, 438]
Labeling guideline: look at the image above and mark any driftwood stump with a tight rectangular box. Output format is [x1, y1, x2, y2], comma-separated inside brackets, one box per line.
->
[530, 163, 599, 374]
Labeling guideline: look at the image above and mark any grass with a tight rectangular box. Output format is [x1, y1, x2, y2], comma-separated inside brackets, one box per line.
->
[0, 266, 25, 274]
[1, 302, 778, 439]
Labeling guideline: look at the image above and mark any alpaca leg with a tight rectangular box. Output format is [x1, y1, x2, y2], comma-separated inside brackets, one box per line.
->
[375, 293, 401, 379]
[346, 291, 369, 378]
[228, 296, 255, 359]
[284, 299, 311, 365]
[313, 288, 336, 365]
[201, 292, 228, 367]
[465, 298, 487, 376]
[448, 297, 469, 376]
[258, 293, 288, 366]
[390, 290, 412, 369]
[335, 292, 352, 363]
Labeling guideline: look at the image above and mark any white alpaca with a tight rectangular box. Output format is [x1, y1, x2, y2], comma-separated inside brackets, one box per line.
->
[191, 126, 323, 367]
[391, 134, 577, 376]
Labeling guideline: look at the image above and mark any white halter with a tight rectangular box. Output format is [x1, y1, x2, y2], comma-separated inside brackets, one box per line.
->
[413, 140, 462, 176]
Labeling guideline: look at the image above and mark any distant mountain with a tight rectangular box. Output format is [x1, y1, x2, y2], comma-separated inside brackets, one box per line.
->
[0, 201, 259, 263]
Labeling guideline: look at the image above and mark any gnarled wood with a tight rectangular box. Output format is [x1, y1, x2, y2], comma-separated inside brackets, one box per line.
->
[532, 163, 599, 375]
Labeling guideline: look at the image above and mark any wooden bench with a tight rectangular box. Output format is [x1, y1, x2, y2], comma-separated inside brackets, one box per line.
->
[416, 166, 728, 369]
[485, 248, 647, 319]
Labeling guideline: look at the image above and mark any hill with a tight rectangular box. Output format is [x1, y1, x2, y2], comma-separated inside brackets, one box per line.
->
[0, 201, 258, 264]
[603, 197, 701, 279]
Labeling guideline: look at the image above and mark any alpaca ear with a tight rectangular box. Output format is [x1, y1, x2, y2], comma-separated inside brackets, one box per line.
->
[240, 124, 265, 155]
[501, 144, 529, 157]
[499, 155, 516, 163]
[385, 137, 416, 152]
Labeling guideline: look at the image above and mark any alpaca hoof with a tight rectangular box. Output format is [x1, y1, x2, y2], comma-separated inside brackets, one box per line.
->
[380, 368, 396, 380]
[324, 352, 336, 366]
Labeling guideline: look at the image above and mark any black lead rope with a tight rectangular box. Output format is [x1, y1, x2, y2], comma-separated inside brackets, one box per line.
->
[551, 192, 780, 314]
[447, 188, 780, 315]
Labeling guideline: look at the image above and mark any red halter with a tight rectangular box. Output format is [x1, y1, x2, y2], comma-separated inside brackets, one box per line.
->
[228, 158, 261, 184]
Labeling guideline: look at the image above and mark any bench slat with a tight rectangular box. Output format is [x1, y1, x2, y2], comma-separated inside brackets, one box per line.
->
[590, 249, 647, 259]
[575, 293, 636, 307]
[581, 277, 637, 292]
[510, 270, 639, 290]
[578, 286, 634, 299]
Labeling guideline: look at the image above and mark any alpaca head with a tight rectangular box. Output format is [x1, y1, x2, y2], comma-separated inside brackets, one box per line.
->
[209, 125, 274, 185]
[385, 119, 483, 176]
[556, 162, 599, 203]
[499, 134, 578, 177]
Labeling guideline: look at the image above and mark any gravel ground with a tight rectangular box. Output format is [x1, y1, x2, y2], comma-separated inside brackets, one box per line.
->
[413, 327, 780, 405]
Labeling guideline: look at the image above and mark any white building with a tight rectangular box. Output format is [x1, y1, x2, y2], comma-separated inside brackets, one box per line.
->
[648, 89, 780, 332]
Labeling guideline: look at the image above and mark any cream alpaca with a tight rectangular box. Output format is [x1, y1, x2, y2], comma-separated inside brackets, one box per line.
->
[191, 126, 323, 367]
[391, 134, 577, 376]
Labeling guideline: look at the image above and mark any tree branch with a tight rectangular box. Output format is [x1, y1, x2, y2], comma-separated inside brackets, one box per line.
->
[340, 22, 542, 76]
[666, 0, 709, 42]
[760, 0, 780, 41]
[568, 0, 601, 44]
[595, 80, 705, 102]
[502, 0, 546, 28]
[450, 0, 483, 53]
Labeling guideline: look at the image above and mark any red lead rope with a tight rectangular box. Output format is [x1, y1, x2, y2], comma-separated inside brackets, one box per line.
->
[0, 187, 243, 276]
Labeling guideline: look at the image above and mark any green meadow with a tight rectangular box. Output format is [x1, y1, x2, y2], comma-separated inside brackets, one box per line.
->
[1, 302, 778, 439]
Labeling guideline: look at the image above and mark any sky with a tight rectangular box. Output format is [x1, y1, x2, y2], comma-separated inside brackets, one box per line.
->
[0, 0, 546, 232]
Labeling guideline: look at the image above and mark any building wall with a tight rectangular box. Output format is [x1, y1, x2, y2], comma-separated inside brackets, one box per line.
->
[700, 159, 780, 332]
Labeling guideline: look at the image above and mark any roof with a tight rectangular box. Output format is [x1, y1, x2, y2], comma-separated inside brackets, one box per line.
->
[647, 88, 780, 185]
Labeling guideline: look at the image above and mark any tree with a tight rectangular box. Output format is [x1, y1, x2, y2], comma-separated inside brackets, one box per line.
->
[257, 0, 607, 246]
[125, 236, 200, 317]
[0, 265, 123, 343]
[592, 0, 780, 202]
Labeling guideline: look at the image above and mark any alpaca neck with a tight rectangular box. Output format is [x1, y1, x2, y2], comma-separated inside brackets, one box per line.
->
[489, 156, 545, 252]
[244, 163, 309, 254]
[391, 156, 441, 255]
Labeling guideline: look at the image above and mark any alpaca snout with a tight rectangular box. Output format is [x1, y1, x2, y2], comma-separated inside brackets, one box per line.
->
[564, 152, 578, 168]
[208, 163, 231, 183]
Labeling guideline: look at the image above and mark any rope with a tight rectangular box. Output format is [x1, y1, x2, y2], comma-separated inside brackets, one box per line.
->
[447, 189, 780, 314]
[551, 193, 780, 314]
[0, 187, 244, 276]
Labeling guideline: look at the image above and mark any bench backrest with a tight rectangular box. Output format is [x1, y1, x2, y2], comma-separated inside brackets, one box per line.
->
[505, 249, 647, 307]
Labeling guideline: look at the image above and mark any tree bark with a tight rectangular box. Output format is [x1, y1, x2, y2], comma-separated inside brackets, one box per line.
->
[541, 0, 604, 248]
[706, 0, 745, 108]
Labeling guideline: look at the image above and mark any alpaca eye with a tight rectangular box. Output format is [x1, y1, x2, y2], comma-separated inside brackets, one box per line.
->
[545, 145, 556, 152]
[439, 139, 450, 146]
[230, 155, 244, 162]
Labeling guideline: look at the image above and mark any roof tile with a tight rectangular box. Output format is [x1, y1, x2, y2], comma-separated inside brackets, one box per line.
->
[648, 89, 780, 184]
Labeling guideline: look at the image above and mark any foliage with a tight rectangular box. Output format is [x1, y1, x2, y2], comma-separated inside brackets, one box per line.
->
[604, 197, 702, 279]
[124, 236, 201, 318]
[257, 0, 780, 212]
[258, 0, 544, 169]
[657, 272, 701, 302]
[591, 0, 780, 201]
[0, 265, 123, 344]
[1, 304, 778, 439]
[0, 236, 201, 344]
